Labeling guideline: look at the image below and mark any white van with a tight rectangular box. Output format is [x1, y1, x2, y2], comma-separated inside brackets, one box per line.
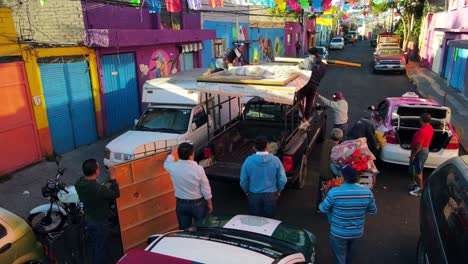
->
[103, 69, 240, 169]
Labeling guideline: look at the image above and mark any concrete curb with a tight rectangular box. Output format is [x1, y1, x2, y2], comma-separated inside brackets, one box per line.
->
[405, 64, 468, 153]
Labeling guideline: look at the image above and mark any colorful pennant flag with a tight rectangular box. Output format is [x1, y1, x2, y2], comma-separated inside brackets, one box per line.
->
[285, 0, 302, 12]
[146, 0, 161, 13]
[322, 0, 332, 10]
[187, 0, 202, 10]
[166, 0, 181, 12]
[209, 0, 224, 7]
[274, 0, 287, 11]
[312, 0, 323, 12]
[231, 0, 250, 5]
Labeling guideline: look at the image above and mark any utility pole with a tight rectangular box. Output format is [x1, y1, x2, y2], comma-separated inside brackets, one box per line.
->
[390, 8, 394, 33]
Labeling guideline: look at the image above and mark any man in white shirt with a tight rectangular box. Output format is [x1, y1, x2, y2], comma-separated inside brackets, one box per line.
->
[164, 142, 213, 229]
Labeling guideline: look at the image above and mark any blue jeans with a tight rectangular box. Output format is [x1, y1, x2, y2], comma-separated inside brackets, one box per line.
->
[330, 234, 358, 264]
[176, 199, 208, 230]
[409, 148, 429, 175]
[248, 192, 277, 218]
[86, 221, 111, 264]
[334, 123, 348, 137]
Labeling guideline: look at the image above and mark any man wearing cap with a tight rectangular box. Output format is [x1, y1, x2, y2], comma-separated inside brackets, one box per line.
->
[298, 47, 327, 129]
[320, 166, 377, 264]
[315, 91, 349, 135]
[240, 136, 287, 218]
[216, 44, 248, 70]
[164, 142, 213, 230]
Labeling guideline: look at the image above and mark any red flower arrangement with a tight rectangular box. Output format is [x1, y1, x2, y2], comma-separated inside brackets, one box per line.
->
[343, 149, 370, 172]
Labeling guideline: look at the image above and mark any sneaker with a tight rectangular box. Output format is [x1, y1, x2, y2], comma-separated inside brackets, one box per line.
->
[409, 187, 422, 197]
[299, 120, 310, 130]
[407, 182, 418, 190]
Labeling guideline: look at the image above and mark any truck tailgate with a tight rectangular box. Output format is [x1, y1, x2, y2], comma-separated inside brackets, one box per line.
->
[204, 162, 241, 182]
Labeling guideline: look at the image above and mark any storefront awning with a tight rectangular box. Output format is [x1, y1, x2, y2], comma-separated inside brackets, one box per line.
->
[448, 39, 468, 49]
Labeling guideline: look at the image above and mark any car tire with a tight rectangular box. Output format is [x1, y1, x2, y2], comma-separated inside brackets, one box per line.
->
[28, 211, 66, 235]
[416, 236, 429, 264]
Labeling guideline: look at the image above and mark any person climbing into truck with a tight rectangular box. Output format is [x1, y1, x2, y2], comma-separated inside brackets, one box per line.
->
[298, 47, 327, 130]
[215, 43, 248, 70]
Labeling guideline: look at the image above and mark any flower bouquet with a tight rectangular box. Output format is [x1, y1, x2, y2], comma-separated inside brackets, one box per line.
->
[331, 137, 378, 174]
[321, 176, 344, 198]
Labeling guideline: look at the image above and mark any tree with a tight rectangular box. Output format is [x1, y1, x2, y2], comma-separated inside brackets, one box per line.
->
[372, 0, 424, 50]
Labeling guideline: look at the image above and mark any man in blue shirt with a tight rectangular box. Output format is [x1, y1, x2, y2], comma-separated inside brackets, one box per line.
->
[240, 136, 287, 218]
[320, 166, 377, 264]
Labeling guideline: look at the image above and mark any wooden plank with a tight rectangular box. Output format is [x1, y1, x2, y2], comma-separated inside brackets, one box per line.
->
[197, 67, 300, 86]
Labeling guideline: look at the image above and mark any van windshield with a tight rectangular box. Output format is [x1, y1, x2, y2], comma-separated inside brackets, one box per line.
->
[135, 108, 191, 134]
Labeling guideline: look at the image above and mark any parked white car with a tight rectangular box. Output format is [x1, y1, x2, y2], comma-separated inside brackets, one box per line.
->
[329, 37, 345, 50]
[370, 92, 460, 168]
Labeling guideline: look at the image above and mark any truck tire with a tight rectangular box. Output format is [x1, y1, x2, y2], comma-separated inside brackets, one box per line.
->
[294, 155, 308, 189]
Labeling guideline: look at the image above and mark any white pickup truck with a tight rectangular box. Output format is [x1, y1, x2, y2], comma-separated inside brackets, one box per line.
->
[103, 69, 240, 169]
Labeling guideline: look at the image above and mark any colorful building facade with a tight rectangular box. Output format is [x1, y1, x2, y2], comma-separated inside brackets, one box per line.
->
[83, 3, 214, 136]
[419, 0, 468, 96]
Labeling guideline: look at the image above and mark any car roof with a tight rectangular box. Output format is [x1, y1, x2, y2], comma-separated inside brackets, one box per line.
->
[386, 96, 440, 106]
[449, 155, 468, 181]
[0, 207, 30, 238]
[146, 230, 298, 263]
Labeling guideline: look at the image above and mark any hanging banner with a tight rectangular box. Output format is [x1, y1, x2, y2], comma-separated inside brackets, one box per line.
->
[166, 0, 182, 12]
[312, 0, 323, 12]
[146, 0, 162, 13]
[231, 0, 251, 5]
[209, 0, 224, 7]
[286, 0, 302, 12]
[187, 0, 202, 9]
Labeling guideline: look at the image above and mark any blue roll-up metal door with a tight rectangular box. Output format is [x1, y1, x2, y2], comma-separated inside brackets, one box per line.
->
[40, 62, 97, 154]
[101, 53, 140, 134]
[444, 47, 455, 80]
[449, 48, 467, 91]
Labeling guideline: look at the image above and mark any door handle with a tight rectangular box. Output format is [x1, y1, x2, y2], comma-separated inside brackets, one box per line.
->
[0, 243, 12, 254]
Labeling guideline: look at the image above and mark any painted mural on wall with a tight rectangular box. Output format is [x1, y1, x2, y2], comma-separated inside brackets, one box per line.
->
[258, 36, 273, 62]
[252, 35, 284, 63]
[139, 49, 178, 79]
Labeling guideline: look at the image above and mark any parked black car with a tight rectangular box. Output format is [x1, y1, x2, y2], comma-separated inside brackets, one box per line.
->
[417, 155, 468, 264]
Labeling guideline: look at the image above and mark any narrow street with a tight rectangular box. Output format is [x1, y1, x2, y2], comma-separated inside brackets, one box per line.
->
[210, 40, 423, 264]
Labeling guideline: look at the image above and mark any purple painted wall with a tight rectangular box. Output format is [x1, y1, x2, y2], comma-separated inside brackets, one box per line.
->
[284, 22, 302, 57]
[82, 1, 157, 29]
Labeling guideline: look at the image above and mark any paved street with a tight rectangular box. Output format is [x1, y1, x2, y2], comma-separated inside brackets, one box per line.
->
[210, 40, 423, 264]
[0, 40, 430, 263]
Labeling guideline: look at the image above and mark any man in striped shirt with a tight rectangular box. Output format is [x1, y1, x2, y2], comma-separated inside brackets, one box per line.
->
[319, 166, 377, 264]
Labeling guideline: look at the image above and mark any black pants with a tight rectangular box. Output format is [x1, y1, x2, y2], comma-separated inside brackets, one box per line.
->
[298, 84, 317, 120]
[248, 192, 277, 218]
[86, 220, 111, 264]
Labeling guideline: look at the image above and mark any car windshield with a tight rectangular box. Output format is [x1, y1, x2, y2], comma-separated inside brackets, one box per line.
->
[331, 38, 342, 43]
[378, 49, 401, 56]
[135, 108, 191, 133]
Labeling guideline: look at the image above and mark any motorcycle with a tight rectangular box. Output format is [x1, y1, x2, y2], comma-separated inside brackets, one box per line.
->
[28, 159, 82, 235]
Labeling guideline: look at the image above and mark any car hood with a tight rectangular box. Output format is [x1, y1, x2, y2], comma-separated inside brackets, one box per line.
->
[376, 55, 402, 60]
[0, 207, 31, 239]
[106, 130, 184, 154]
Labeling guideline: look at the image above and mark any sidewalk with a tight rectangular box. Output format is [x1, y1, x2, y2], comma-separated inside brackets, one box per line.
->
[406, 61, 468, 152]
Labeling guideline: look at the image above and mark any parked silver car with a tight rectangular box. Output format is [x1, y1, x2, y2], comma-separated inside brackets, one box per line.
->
[329, 37, 344, 50]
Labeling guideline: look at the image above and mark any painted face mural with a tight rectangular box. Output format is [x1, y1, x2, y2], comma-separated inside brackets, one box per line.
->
[258, 36, 273, 62]
[149, 49, 170, 78]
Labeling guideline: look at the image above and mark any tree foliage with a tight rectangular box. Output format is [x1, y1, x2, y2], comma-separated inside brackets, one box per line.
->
[371, 0, 425, 50]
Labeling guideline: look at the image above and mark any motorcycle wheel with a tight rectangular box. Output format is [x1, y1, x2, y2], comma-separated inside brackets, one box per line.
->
[28, 211, 66, 235]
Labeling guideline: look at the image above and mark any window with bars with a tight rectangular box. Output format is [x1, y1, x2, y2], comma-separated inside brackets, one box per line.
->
[213, 39, 226, 58]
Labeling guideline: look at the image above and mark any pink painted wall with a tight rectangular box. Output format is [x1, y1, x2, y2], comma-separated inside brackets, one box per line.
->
[420, 4, 468, 70]
[284, 22, 302, 57]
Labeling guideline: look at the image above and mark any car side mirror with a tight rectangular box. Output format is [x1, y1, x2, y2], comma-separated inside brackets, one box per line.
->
[368, 105, 376, 111]
[191, 122, 198, 131]
[134, 119, 139, 125]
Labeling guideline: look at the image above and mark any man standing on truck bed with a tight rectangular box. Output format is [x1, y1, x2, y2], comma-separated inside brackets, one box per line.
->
[164, 143, 213, 229]
[240, 136, 287, 218]
[215, 43, 248, 70]
[298, 47, 327, 129]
